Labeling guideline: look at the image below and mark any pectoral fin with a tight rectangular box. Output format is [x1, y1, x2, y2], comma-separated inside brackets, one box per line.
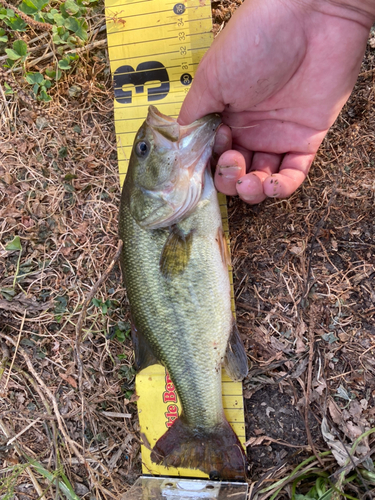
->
[224, 320, 248, 381]
[132, 323, 160, 371]
[159, 226, 193, 279]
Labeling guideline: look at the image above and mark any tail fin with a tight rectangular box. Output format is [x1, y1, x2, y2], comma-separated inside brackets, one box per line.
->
[150, 416, 247, 480]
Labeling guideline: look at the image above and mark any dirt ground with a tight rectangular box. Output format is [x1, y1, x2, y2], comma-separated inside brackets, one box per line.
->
[1, 1, 375, 499]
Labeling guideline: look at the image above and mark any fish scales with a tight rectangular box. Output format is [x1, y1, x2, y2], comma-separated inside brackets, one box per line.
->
[119, 106, 248, 480]
[121, 175, 231, 427]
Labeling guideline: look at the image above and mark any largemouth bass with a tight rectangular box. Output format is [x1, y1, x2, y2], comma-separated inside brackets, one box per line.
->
[119, 106, 248, 480]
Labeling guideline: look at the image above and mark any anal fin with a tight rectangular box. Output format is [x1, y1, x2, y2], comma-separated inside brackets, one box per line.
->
[224, 319, 248, 381]
[132, 323, 160, 371]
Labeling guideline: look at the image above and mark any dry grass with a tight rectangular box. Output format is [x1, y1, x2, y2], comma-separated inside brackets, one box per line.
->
[1, 2, 375, 499]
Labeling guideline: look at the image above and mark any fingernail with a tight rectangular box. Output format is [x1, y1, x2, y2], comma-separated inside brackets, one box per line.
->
[217, 164, 242, 180]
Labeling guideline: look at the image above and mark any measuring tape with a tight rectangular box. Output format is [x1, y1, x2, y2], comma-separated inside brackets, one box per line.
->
[105, 0, 246, 478]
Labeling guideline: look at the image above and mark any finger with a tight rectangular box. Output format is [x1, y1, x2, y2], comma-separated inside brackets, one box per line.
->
[249, 152, 282, 175]
[213, 124, 232, 160]
[214, 150, 246, 196]
[178, 65, 224, 125]
[236, 171, 269, 205]
[263, 153, 315, 198]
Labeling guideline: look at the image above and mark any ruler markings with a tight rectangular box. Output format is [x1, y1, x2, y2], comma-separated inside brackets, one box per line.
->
[109, 31, 210, 48]
[110, 35, 177, 48]
[108, 7, 172, 19]
[108, 17, 212, 37]
[114, 100, 184, 110]
[115, 113, 178, 123]
[114, 64, 181, 76]
[107, 22, 177, 40]
[109, 49, 178, 62]
[106, 0, 167, 6]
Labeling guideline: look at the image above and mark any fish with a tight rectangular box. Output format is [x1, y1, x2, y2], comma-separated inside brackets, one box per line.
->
[118, 105, 248, 480]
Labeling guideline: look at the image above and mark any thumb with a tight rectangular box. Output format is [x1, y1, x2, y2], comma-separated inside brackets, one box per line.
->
[178, 58, 224, 125]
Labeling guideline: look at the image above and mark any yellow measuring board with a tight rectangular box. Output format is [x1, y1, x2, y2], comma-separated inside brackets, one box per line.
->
[105, 0, 246, 478]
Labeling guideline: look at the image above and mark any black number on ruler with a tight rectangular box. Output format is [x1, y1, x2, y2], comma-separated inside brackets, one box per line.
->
[178, 32, 185, 41]
[177, 17, 184, 27]
[113, 61, 170, 104]
[180, 46, 187, 56]
[173, 3, 185, 15]
[180, 73, 192, 86]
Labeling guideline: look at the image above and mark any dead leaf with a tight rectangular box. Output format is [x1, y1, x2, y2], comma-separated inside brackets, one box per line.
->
[338, 332, 350, 342]
[321, 417, 350, 467]
[270, 336, 292, 354]
[295, 320, 307, 353]
[0, 298, 51, 314]
[349, 400, 363, 421]
[314, 376, 327, 395]
[343, 421, 363, 441]
[245, 436, 269, 447]
[290, 243, 304, 256]
[59, 373, 77, 388]
[329, 399, 343, 425]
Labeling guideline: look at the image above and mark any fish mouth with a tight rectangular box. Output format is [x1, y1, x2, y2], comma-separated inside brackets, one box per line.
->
[142, 107, 221, 229]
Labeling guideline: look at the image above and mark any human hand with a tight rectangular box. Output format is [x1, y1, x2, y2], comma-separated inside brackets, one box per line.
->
[178, 0, 375, 204]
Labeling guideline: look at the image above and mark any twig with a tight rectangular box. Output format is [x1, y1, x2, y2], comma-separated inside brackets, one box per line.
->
[75, 239, 123, 390]
[0, 419, 48, 500]
[7, 417, 42, 446]
[304, 308, 324, 467]
[0, 332, 87, 464]
[237, 301, 289, 321]
[0, 0, 52, 31]
[4, 310, 25, 391]
[74, 239, 123, 470]
[245, 435, 309, 449]
[303, 125, 359, 298]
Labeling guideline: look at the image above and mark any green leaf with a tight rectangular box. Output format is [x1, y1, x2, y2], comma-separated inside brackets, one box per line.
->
[0, 7, 13, 19]
[26, 72, 44, 85]
[92, 298, 101, 308]
[64, 16, 88, 40]
[39, 89, 52, 102]
[53, 13, 66, 26]
[115, 329, 126, 343]
[20, 0, 49, 15]
[58, 58, 71, 69]
[0, 36, 8, 42]
[4, 82, 13, 94]
[0, 287, 17, 300]
[54, 295, 68, 314]
[64, 0, 80, 15]
[44, 79, 51, 88]
[5, 235, 22, 251]
[5, 48, 22, 60]
[45, 67, 56, 79]
[4, 16, 27, 31]
[58, 146, 68, 158]
[33, 82, 40, 94]
[13, 39, 28, 57]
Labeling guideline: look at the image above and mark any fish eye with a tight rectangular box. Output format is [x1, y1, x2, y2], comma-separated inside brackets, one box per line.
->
[135, 140, 150, 158]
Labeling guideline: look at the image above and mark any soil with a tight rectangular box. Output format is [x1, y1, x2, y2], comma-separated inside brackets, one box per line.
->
[0, 1, 374, 499]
